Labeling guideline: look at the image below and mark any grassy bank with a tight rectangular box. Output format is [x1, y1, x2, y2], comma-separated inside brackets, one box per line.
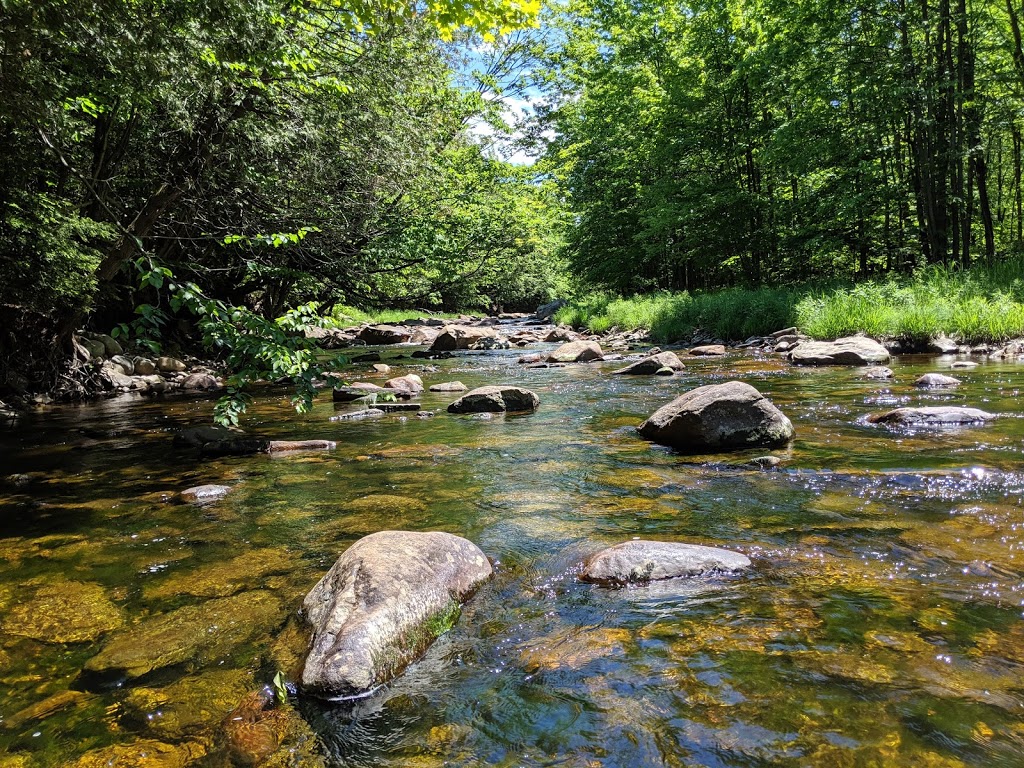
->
[555, 262, 1024, 344]
[330, 305, 470, 326]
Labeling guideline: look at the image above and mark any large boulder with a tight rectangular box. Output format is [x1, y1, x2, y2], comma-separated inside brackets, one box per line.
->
[612, 351, 685, 375]
[430, 325, 498, 351]
[638, 380, 794, 452]
[447, 386, 540, 414]
[581, 541, 751, 585]
[301, 531, 492, 697]
[384, 374, 424, 394]
[358, 325, 412, 345]
[789, 336, 890, 365]
[867, 406, 996, 426]
[409, 326, 440, 345]
[547, 340, 603, 363]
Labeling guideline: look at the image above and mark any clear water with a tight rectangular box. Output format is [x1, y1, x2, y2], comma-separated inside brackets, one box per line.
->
[2, 346, 1024, 766]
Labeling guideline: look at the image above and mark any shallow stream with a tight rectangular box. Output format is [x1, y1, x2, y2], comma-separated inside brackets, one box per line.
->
[2, 344, 1024, 766]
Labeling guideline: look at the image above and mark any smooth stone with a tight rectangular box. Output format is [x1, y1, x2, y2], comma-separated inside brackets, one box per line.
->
[301, 530, 492, 697]
[180, 373, 221, 391]
[110, 354, 135, 375]
[746, 455, 782, 469]
[581, 540, 751, 585]
[655, 366, 675, 376]
[950, 361, 979, 369]
[447, 386, 540, 414]
[144, 549, 292, 601]
[333, 385, 384, 402]
[3, 689, 95, 730]
[612, 351, 685, 375]
[862, 366, 894, 380]
[867, 406, 997, 426]
[789, 336, 890, 365]
[928, 336, 960, 354]
[179, 484, 230, 504]
[429, 381, 467, 392]
[638, 380, 794, 452]
[689, 344, 726, 356]
[547, 340, 603, 363]
[95, 333, 124, 357]
[385, 374, 424, 393]
[220, 688, 291, 766]
[84, 591, 283, 678]
[123, 669, 250, 741]
[371, 363, 391, 374]
[409, 326, 440, 345]
[133, 357, 157, 375]
[156, 356, 187, 373]
[517, 353, 543, 364]
[136, 374, 167, 392]
[2, 579, 123, 643]
[358, 325, 412, 345]
[80, 337, 107, 360]
[914, 373, 961, 388]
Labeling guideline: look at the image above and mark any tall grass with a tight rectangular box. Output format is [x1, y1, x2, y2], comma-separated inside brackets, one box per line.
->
[331, 305, 468, 326]
[555, 260, 1024, 344]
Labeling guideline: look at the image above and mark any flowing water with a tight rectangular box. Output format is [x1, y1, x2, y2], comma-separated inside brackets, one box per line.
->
[2, 344, 1024, 767]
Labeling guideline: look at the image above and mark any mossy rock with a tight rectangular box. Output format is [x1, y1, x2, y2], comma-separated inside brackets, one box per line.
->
[66, 739, 209, 768]
[123, 669, 253, 740]
[85, 591, 284, 678]
[2, 579, 124, 643]
[343, 494, 427, 516]
[143, 548, 293, 601]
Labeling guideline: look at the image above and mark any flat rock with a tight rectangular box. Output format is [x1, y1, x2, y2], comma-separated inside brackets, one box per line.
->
[3, 579, 123, 643]
[689, 344, 726, 356]
[144, 549, 292, 601]
[358, 325, 412, 345]
[85, 591, 283, 678]
[914, 373, 961, 388]
[612, 351, 685, 375]
[329, 408, 385, 421]
[950, 361, 978, 369]
[867, 406, 997, 426]
[180, 484, 230, 504]
[447, 386, 540, 414]
[789, 336, 890, 365]
[547, 340, 603, 363]
[581, 540, 751, 585]
[301, 530, 492, 697]
[638, 380, 794, 452]
[429, 381, 467, 392]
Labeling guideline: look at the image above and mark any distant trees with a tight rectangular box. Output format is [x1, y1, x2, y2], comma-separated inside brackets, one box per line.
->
[541, 0, 1024, 292]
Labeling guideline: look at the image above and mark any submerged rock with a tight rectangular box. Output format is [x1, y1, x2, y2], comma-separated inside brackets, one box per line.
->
[581, 540, 751, 585]
[329, 408, 385, 421]
[173, 424, 244, 449]
[67, 738, 208, 768]
[638, 381, 794, 452]
[144, 549, 292, 601]
[123, 668, 251, 740]
[301, 530, 492, 697]
[85, 591, 284, 678]
[950, 361, 979, 369]
[547, 340, 603, 363]
[612, 351, 685, 375]
[180, 484, 230, 504]
[789, 336, 890, 365]
[220, 687, 290, 766]
[3, 579, 123, 643]
[447, 386, 540, 414]
[867, 406, 997, 426]
[914, 373, 961, 388]
[429, 381, 467, 392]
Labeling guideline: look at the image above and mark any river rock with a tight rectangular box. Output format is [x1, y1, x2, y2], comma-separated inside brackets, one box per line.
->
[180, 372, 221, 391]
[789, 336, 890, 365]
[358, 325, 412, 345]
[914, 373, 961, 388]
[135, 374, 167, 392]
[612, 351, 685, 375]
[144, 549, 292, 601]
[547, 340, 603, 363]
[689, 344, 726, 356]
[409, 326, 440, 345]
[928, 336, 960, 354]
[867, 406, 997, 426]
[110, 354, 135, 375]
[123, 669, 251, 741]
[429, 381, 467, 392]
[2, 579, 123, 643]
[637, 381, 794, 452]
[329, 408, 385, 421]
[950, 361, 978, 369]
[95, 333, 123, 357]
[301, 530, 492, 697]
[174, 424, 244, 448]
[371, 363, 391, 374]
[536, 299, 567, 321]
[581, 540, 751, 585]
[544, 326, 579, 343]
[85, 591, 283, 678]
[157, 356, 187, 373]
[101, 362, 137, 390]
[180, 484, 230, 504]
[134, 357, 157, 375]
[430, 325, 498, 351]
[80, 337, 107, 360]
[447, 385, 540, 414]
[862, 366, 894, 380]
[351, 352, 381, 363]
[332, 384, 385, 402]
[385, 374, 424, 394]
[67, 738, 208, 768]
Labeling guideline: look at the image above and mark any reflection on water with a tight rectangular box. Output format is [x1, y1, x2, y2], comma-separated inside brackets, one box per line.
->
[2, 349, 1024, 766]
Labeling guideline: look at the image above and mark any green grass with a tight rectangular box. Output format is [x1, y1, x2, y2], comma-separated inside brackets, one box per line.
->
[331, 305, 470, 326]
[555, 260, 1024, 344]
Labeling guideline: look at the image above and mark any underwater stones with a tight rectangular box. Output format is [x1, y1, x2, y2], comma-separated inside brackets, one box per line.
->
[867, 406, 997, 426]
[688, 344, 726, 356]
[144, 549, 292, 601]
[581, 540, 751, 585]
[789, 336, 890, 365]
[3, 689, 95, 730]
[611, 351, 685, 375]
[67, 739, 208, 768]
[180, 484, 230, 504]
[429, 381, 467, 392]
[344, 494, 427, 516]
[84, 591, 284, 678]
[123, 669, 251, 740]
[430, 325, 498, 351]
[862, 366, 894, 380]
[546, 339, 603, 363]
[447, 385, 540, 414]
[637, 380, 794, 452]
[2, 579, 123, 643]
[914, 373, 961, 388]
[301, 530, 492, 697]
[220, 687, 291, 766]
[174, 424, 244, 449]
[358, 325, 412, 345]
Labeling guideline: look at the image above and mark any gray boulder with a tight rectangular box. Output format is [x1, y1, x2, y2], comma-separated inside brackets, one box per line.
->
[581, 540, 751, 585]
[81, 338, 106, 361]
[612, 351, 685, 375]
[689, 344, 727, 356]
[638, 381, 794, 452]
[789, 336, 890, 365]
[430, 325, 498, 351]
[384, 374, 424, 394]
[429, 381, 467, 392]
[447, 386, 540, 414]
[536, 299, 567, 321]
[301, 530, 492, 697]
[867, 406, 996, 426]
[181, 373, 222, 391]
[547, 340, 603, 363]
[110, 355, 135, 376]
[914, 373, 961, 388]
[174, 424, 244, 448]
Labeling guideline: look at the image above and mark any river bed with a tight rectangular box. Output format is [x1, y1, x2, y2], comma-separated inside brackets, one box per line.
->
[2, 346, 1024, 766]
